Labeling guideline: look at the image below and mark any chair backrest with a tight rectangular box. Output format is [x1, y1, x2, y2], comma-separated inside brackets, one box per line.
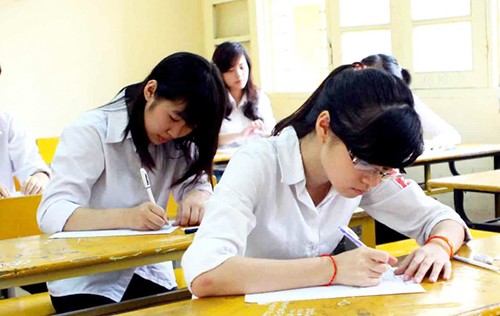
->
[36, 137, 59, 165]
[166, 175, 217, 219]
[0, 194, 42, 240]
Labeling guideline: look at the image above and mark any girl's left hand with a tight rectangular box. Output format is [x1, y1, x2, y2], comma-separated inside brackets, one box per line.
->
[176, 190, 211, 226]
[22, 172, 50, 195]
[394, 242, 451, 283]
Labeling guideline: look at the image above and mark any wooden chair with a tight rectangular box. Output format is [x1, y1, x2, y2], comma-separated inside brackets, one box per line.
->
[0, 194, 45, 300]
[0, 194, 42, 240]
[166, 175, 218, 219]
[36, 137, 59, 165]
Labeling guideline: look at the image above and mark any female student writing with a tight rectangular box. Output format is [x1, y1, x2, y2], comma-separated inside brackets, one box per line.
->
[212, 42, 276, 149]
[182, 64, 469, 297]
[360, 54, 462, 150]
[0, 65, 51, 198]
[37, 52, 227, 312]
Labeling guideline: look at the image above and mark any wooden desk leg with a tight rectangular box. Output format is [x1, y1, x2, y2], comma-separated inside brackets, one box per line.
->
[424, 164, 431, 192]
[494, 155, 500, 217]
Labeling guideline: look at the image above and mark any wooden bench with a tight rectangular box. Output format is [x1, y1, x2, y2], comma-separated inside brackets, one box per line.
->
[0, 268, 188, 315]
[428, 170, 500, 232]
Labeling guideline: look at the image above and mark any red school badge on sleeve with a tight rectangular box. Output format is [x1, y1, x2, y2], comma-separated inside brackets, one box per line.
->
[391, 169, 409, 188]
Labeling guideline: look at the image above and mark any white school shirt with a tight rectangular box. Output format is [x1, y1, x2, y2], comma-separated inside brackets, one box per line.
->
[0, 112, 50, 192]
[413, 93, 462, 150]
[219, 90, 276, 149]
[37, 99, 212, 302]
[182, 127, 470, 288]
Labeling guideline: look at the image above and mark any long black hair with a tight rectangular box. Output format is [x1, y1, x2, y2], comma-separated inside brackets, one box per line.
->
[212, 41, 261, 121]
[123, 52, 227, 185]
[361, 54, 412, 86]
[273, 64, 423, 168]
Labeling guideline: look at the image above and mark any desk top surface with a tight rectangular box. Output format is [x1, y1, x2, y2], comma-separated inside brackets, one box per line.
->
[0, 229, 193, 284]
[428, 169, 500, 192]
[120, 235, 500, 316]
[413, 144, 500, 164]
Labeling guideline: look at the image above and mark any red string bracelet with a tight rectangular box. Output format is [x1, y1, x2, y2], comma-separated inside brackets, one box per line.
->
[425, 235, 454, 259]
[320, 254, 337, 286]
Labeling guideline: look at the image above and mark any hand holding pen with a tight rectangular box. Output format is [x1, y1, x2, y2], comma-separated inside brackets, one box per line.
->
[128, 168, 170, 231]
[332, 226, 397, 287]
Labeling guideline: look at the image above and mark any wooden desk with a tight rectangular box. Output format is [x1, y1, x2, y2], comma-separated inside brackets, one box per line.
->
[411, 144, 500, 195]
[214, 148, 237, 164]
[111, 234, 500, 316]
[0, 230, 194, 290]
[428, 170, 500, 232]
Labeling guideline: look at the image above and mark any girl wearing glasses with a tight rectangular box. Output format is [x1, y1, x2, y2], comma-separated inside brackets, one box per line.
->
[182, 64, 469, 297]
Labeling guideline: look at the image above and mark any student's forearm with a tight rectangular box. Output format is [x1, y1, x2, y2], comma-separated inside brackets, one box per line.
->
[218, 132, 243, 146]
[429, 219, 466, 255]
[63, 207, 132, 231]
[191, 256, 332, 297]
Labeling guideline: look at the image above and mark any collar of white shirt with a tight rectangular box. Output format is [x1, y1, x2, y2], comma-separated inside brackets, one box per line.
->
[276, 127, 306, 185]
[103, 102, 132, 144]
[227, 91, 248, 108]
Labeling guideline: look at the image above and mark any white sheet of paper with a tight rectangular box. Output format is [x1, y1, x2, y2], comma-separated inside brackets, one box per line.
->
[245, 269, 425, 304]
[49, 221, 177, 239]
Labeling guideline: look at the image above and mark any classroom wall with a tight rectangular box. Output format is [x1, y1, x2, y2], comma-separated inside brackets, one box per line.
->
[0, 0, 204, 137]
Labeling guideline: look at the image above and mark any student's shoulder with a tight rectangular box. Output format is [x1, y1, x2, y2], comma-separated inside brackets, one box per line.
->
[63, 107, 117, 138]
[232, 138, 279, 167]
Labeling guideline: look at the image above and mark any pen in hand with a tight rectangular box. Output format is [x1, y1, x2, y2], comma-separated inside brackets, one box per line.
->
[140, 168, 156, 204]
[140, 168, 171, 228]
[338, 225, 366, 248]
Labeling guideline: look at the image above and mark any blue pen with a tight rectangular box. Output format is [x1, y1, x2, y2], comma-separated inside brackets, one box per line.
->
[338, 226, 366, 248]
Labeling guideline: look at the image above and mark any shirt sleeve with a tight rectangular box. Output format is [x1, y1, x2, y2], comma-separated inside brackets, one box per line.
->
[8, 115, 51, 183]
[181, 143, 271, 289]
[257, 91, 276, 135]
[37, 115, 105, 233]
[413, 93, 462, 149]
[360, 175, 471, 245]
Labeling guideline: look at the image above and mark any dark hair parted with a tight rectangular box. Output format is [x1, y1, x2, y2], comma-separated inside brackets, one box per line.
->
[212, 41, 261, 121]
[361, 54, 412, 86]
[124, 52, 227, 185]
[273, 64, 423, 168]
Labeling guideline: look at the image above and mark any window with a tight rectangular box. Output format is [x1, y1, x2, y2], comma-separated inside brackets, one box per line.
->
[261, 0, 330, 92]
[261, 0, 490, 92]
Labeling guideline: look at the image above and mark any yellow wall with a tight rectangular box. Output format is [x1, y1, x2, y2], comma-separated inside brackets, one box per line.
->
[0, 0, 204, 137]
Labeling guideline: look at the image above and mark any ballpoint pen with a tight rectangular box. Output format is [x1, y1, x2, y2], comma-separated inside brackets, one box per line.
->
[338, 225, 366, 248]
[140, 168, 171, 228]
[453, 255, 499, 272]
[140, 168, 156, 204]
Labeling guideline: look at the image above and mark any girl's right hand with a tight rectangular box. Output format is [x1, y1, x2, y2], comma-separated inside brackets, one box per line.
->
[128, 202, 168, 230]
[333, 247, 398, 287]
[0, 184, 11, 198]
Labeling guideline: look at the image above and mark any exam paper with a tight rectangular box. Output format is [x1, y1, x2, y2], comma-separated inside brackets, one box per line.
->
[245, 269, 425, 304]
[49, 221, 177, 238]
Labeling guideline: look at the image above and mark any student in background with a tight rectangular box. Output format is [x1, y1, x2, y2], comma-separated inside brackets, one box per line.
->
[37, 52, 227, 313]
[0, 65, 51, 198]
[182, 64, 469, 297]
[360, 54, 462, 151]
[361, 54, 463, 244]
[212, 42, 276, 149]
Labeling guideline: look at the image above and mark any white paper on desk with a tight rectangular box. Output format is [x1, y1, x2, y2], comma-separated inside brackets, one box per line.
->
[49, 221, 178, 239]
[245, 269, 425, 304]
